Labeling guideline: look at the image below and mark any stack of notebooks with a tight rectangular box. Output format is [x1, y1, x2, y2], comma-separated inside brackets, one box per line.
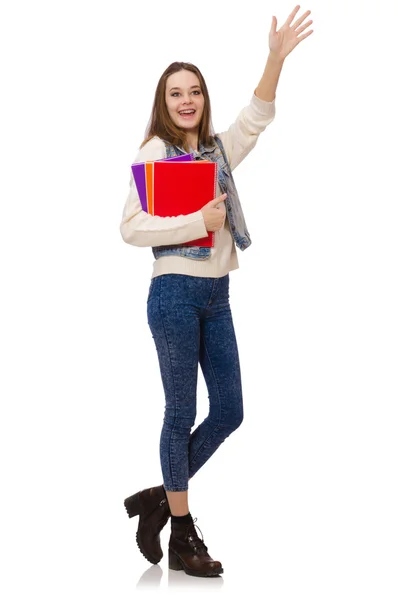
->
[131, 154, 218, 247]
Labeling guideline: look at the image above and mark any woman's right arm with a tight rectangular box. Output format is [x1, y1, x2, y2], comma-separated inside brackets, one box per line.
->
[120, 138, 208, 247]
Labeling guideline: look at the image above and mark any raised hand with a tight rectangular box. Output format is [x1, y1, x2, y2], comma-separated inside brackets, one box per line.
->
[269, 5, 314, 61]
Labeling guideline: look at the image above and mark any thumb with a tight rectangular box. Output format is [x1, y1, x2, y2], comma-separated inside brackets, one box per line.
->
[208, 193, 227, 207]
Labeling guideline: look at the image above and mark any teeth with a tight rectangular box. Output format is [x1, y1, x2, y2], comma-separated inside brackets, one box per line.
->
[180, 110, 195, 114]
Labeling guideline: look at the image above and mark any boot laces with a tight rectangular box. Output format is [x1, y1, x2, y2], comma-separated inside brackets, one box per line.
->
[187, 518, 208, 555]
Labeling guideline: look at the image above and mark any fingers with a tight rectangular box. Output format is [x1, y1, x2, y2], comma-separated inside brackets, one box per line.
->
[292, 9, 311, 30]
[295, 19, 313, 36]
[285, 4, 301, 27]
[209, 193, 227, 206]
[297, 29, 314, 43]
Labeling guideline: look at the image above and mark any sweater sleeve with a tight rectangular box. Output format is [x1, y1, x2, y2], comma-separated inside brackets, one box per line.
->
[120, 137, 208, 247]
[217, 92, 276, 172]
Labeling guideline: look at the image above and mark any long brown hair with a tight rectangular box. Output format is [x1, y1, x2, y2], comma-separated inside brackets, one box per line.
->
[140, 62, 215, 153]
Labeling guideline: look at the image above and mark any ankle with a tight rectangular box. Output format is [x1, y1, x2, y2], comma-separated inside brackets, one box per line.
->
[171, 512, 193, 525]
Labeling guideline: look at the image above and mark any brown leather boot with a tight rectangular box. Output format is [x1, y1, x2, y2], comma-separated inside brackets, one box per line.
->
[124, 485, 171, 564]
[169, 517, 223, 577]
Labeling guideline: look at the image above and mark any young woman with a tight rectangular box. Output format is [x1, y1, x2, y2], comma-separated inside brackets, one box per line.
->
[120, 6, 313, 578]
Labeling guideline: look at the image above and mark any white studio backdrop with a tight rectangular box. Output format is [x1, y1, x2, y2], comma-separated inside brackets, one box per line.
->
[1, 0, 396, 598]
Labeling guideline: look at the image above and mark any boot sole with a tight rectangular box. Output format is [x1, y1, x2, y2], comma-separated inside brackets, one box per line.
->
[169, 549, 223, 577]
[124, 493, 162, 565]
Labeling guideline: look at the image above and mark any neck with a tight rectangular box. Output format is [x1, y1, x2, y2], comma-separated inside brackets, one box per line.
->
[185, 131, 198, 152]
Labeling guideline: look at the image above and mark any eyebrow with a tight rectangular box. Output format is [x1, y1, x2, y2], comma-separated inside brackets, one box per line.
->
[169, 85, 201, 92]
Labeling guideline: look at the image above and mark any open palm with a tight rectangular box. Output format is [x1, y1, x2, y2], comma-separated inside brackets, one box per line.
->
[269, 5, 313, 60]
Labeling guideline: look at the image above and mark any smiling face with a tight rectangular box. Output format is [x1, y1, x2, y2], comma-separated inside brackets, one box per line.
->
[165, 69, 205, 133]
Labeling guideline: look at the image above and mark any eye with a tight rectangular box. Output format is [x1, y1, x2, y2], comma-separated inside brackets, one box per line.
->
[170, 90, 201, 97]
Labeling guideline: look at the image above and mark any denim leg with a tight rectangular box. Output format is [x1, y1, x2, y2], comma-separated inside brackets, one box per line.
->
[147, 275, 201, 492]
[188, 277, 244, 478]
[147, 273, 243, 491]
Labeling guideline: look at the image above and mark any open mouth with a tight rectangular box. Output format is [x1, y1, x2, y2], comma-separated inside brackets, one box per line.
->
[179, 109, 196, 118]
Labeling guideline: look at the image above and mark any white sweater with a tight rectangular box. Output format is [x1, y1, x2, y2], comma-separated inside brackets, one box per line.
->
[120, 92, 276, 278]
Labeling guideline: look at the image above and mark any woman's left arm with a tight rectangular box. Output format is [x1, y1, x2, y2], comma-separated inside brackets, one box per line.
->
[255, 5, 314, 101]
[219, 6, 313, 170]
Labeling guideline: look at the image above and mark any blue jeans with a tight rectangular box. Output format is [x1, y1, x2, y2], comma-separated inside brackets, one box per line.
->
[147, 273, 244, 492]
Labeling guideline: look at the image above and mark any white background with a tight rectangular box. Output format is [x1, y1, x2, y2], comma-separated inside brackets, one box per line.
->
[1, 0, 396, 598]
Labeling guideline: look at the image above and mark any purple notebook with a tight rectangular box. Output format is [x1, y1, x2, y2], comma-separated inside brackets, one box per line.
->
[131, 153, 194, 213]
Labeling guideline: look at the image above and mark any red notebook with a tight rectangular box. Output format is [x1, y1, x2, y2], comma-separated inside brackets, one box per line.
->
[150, 161, 217, 247]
